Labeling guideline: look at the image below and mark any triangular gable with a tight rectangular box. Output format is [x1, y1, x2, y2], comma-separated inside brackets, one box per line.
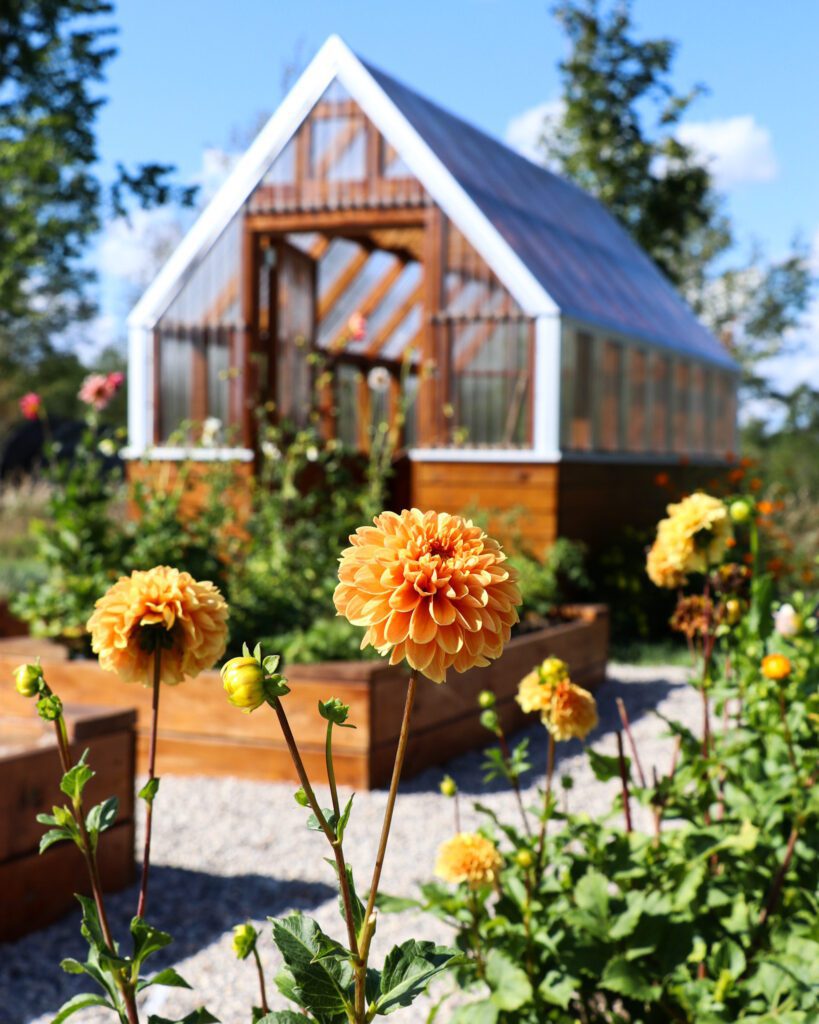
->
[129, 35, 557, 330]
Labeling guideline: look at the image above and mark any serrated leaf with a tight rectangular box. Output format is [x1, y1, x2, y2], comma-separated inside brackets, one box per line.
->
[600, 954, 659, 1001]
[270, 914, 353, 1021]
[60, 751, 94, 802]
[376, 940, 461, 1014]
[52, 993, 113, 1023]
[138, 967, 193, 992]
[538, 970, 576, 1008]
[485, 948, 532, 1011]
[575, 870, 610, 917]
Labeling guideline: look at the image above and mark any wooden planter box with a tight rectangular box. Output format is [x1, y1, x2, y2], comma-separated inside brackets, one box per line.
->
[0, 704, 136, 942]
[0, 605, 607, 790]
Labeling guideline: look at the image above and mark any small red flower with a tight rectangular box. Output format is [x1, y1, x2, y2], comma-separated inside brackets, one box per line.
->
[19, 392, 42, 420]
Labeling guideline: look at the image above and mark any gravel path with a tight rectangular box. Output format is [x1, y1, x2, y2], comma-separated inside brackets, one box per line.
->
[1, 664, 696, 1024]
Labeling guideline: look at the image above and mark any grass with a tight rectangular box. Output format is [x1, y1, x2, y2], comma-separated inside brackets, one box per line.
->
[609, 637, 692, 667]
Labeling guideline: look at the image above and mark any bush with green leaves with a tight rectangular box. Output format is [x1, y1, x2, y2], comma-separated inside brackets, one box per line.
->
[387, 494, 819, 1022]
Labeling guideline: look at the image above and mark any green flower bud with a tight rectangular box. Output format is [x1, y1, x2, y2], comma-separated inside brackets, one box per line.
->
[36, 693, 62, 721]
[232, 922, 258, 960]
[479, 708, 500, 734]
[14, 662, 42, 698]
[222, 657, 267, 712]
[477, 690, 496, 709]
[729, 499, 752, 524]
[514, 849, 534, 869]
[439, 774, 457, 798]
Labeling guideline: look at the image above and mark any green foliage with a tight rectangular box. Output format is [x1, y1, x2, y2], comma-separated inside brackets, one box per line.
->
[510, 538, 591, 623]
[543, 0, 812, 398]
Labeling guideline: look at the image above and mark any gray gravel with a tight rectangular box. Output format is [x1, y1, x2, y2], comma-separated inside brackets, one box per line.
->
[1, 664, 696, 1024]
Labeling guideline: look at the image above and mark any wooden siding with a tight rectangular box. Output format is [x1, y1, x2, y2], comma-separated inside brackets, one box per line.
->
[410, 460, 558, 554]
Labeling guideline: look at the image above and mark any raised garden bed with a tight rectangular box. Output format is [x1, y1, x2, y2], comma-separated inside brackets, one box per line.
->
[0, 605, 607, 789]
[0, 703, 136, 942]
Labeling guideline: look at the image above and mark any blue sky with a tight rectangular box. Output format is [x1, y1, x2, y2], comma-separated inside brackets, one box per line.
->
[94, 0, 819, 387]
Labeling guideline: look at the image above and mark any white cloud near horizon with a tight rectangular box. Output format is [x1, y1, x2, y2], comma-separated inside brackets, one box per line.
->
[504, 98, 564, 164]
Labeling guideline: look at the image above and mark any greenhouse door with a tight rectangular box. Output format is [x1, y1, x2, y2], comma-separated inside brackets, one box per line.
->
[275, 241, 316, 425]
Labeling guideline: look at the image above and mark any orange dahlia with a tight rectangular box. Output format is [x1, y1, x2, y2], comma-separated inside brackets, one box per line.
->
[333, 509, 521, 683]
[435, 832, 502, 888]
[761, 653, 792, 682]
[87, 566, 229, 685]
[544, 679, 598, 741]
[516, 656, 570, 714]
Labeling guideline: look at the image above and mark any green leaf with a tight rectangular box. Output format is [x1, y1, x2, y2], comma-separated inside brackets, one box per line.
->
[86, 796, 119, 840]
[52, 993, 114, 1023]
[376, 940, 461, 1014]
[293, 787, 309, 807]
[139, 777, 160, 805]
[538, 970, 577, 1009]
[307, 808, 337, 833]
[131, 916, 173, 966]
[574, 870, 610, 918]
[451, 1001, 499, 1024]
[270, 913, 353, 1020]
[256, 1014, 317, 1023]
[60, 751, 94, 802]
[588, 747, 629, 782]
[374, 893, 420, 914]
[600, 954, 660, 1001]
[485, 948, 532, 1011]
[76, 894, 108, 952]
[336, 795, 354, 844]
[40, 827, 70, 854]
[336, 861, 365, 937]
[147, 1011, 220, 1024]
[138, 967, 192, 992]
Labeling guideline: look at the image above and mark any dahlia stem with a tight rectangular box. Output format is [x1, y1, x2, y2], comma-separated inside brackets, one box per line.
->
[252, 946, 270, 1016]
[325, 720, 341, 821]
[53, 711, 140, 1024]
[777, 690, 798, 774]
[137, 647, 162, 920]
[757, 825, 799, 929]
[498, 727, 532, 837]
[454, 790, 462, 833]
[536, 733, 556, 868]
[271, 697, 361, 962]
[616, 698, 647, 788]
[355, 670, 418, 1018]
[617, 731, 632, 834]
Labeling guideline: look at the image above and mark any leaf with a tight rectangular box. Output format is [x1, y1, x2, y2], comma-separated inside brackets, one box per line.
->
[375, 893, 420, 914]
[131, 916, 173, 966]
[375, 940, 461, 1014]
[307, 808, 337, 833]
[574, 870, 610, 918]
[336, 861, 365, 937]
[538, 970, 577, 1009]
[484, 948, 532, 1011]
[76, 894, 107, 952]
[60, 751, 94, 802]
[588, 747, 629, 782]
[52, 993, 114, 1023]
[293, 787, 309, 807]
[139, 777, 160, 805]
[40, 827, 70, 854]
[270, 913, 353, 1020]
[147, 1011, 220, 1024]
[336, 795, 354, 844]
[86, 796, 119, 840]
[600, 955, 660, 1001]
[451, 1002, 499, 1024]
[138, 967, 193, 991]
[256, 1014, 316, 1024]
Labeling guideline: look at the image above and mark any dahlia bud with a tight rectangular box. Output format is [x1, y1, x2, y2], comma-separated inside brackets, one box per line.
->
[439, 775, 457, 798]
[232, 922, 258, 960]
[729, 500, 752, 524]
[479, 709, 501, 735]
[514, 849, 534, 869]
[477, 690, 496, 709]
[14, 662, 42, 698]
[222, 657, 266, 712]
[36, 693, 63, 721]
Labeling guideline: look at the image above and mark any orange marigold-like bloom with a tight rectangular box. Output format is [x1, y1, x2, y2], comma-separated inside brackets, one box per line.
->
[87, 566, 229, 685]
[516, 656, 570, 714]
[761, 653, 791, 681]
[435, 832, 502, 888]
[333, 509, 521, 683]
[757, 500, 775, 516]
[545, 679, 599, 741]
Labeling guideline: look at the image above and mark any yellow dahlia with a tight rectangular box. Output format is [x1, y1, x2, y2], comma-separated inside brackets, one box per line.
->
[665, 493, 732, 573]
[761, 653, 791, 681]
[87, 566, 229, 684]
[333, 509, 521, 683]
[435, 832, 502, 888]
[516, 656, 570, 714]
[544, 679, 598, 741]
[646, 531, 688, 589]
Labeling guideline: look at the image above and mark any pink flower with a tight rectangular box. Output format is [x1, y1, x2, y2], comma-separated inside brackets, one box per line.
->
[19, 393, 42, 420]
[347, 312, 367, 342]
[79, 371, 124, 411]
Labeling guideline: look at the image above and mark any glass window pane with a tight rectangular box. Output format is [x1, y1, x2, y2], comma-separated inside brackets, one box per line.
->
[571, 331, 593, 450]
[627, 349, 647, 451]
[651, 354, 670, 452]
[159, 332, 193, 441]
[674, 362, 690, 453]
[206, 331, 229, 426]
[600, 340, 623, 451]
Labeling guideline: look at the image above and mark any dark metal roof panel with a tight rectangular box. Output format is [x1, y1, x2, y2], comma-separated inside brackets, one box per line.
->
[363, 60, 737, 370]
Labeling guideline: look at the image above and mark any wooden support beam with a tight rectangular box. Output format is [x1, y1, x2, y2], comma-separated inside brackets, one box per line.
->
[246, 208, 425, 234]
[308, 235, 331, 260]
[203, 275, 239, 324]
[314, 118, 363, 180]
[327, 257, 406, 351]
[190, 327, 208, 423]
[239, 227, 258, 448]
[365, 281, 423, 357]
[317, 245, 370, 321]
[418, 207, 445, 445]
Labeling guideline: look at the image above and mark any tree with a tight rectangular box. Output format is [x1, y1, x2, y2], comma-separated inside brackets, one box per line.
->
[0, 0, 196, 428]
[543, 0, 812, 399]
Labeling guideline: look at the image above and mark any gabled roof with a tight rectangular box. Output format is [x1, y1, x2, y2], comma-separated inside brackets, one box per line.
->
[130, 35, 735, 371]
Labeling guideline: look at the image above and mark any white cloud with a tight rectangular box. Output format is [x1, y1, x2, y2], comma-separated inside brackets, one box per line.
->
[98, 206, 185, 289]
[677, 116, 778, 188]
[504, 99, 564, 164]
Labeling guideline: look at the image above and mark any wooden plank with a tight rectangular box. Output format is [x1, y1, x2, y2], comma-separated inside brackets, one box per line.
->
[0, 729, 135, 861]
[412, 462, 558, 487]
[365, 281, 423, 356]
[414, 486, 557, 516]
[247, 208, 425, 233]
[317, 246, 370, 321]
[0, 820, 135, 942]
[418, 207, 444, 444]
